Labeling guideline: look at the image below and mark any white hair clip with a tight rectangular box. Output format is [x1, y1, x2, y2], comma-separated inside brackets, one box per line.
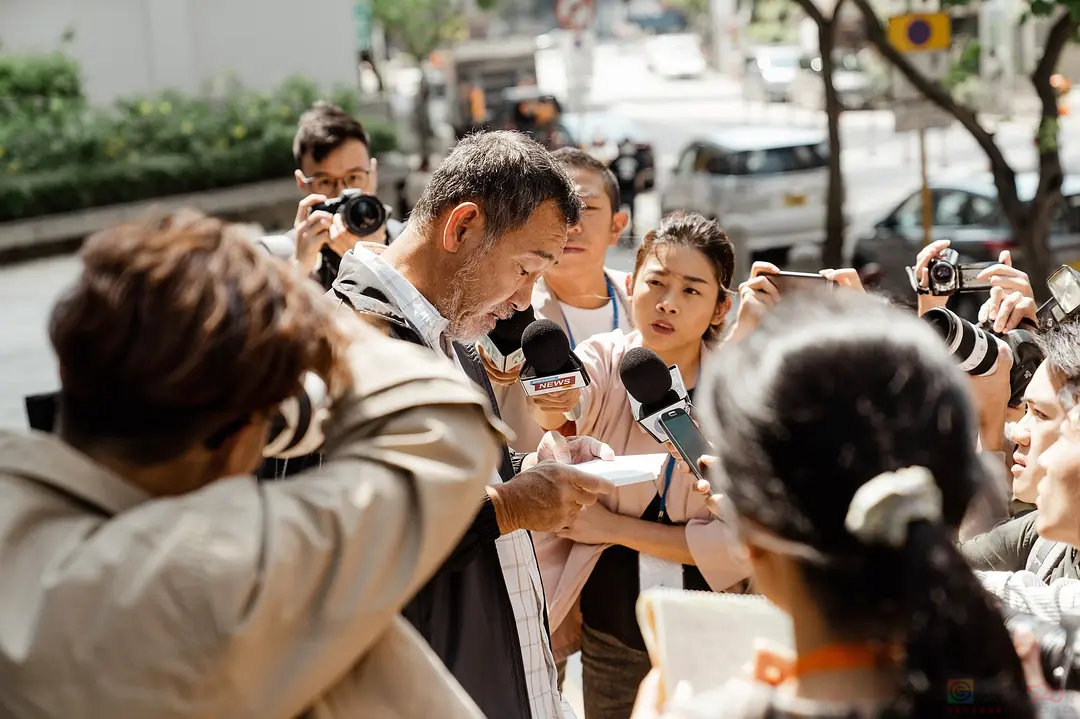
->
[845, 466, 943, 548]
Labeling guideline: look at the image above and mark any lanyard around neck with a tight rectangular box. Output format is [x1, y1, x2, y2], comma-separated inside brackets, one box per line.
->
[656, 369, 702, 523]
[559, 274, 619, 350]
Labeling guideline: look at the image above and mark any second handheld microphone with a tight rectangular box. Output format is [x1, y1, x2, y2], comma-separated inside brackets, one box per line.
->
[519, 319, 591, 421]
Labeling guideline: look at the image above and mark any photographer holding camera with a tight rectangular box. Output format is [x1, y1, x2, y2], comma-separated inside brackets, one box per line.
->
[0, 210, 506, 718]
[261, 102, 403, 291]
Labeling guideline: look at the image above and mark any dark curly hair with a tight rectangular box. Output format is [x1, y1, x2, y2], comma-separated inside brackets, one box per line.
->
[50, 209, 352, 466]
[632, 211, 736, 344]
[699, 290, 1034, 719]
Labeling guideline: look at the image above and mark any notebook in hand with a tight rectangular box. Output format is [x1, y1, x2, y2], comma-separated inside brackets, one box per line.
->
[636, 587, 794, 697]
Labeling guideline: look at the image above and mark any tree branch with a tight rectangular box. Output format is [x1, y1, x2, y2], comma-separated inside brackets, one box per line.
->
[1032, 12, 1078, 118]
[851, 0, 1021, 219]
[791, 0, 828, 29]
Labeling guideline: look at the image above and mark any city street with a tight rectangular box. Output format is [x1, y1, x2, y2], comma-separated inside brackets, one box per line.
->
[1, 39, 1077, 717]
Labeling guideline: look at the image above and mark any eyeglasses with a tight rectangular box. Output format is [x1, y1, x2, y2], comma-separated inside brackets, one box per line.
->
[300, 170, 370, 197]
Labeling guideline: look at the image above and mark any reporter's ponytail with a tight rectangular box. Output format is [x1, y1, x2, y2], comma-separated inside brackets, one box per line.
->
[884, 521, 1034, 718]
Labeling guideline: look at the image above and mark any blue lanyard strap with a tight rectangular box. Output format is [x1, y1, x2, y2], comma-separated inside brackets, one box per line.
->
[561, 274, 619, 350]
[658, 458, 675, 521]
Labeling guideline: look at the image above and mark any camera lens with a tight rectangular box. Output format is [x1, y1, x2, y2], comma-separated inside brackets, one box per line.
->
[930, 262, 955, 285]
[922, 307, 1000, 376]
[341, 194, 388, 237]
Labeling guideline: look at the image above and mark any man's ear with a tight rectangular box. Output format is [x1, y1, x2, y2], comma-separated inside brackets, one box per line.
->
[610, 211, 630, 246]
[441, 202, 483, 254]
[294, 169, 308, 192]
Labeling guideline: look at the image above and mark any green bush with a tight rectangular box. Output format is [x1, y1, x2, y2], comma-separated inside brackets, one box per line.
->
[0, 51, 84, 113]
[0, 65, 399, 223]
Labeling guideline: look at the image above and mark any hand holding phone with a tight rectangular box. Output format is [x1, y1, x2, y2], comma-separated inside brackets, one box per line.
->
[762, 271, 833, 295]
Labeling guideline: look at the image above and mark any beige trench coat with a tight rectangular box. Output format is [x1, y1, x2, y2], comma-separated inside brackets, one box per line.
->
[0, 321, 506, 719]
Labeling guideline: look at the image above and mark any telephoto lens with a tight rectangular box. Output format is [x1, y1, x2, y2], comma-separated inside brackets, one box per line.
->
[922, 307, 1000, 375]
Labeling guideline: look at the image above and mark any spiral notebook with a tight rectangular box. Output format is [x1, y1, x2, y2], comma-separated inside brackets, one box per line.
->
[636, 588, 794, 697]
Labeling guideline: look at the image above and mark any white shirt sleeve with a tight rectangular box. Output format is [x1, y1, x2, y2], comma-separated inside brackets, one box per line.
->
[977, 570, 1080, 622]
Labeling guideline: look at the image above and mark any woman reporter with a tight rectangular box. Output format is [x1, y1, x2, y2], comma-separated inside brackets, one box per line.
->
[633, 290, 1034, 718]
[0, 210, 504, 719]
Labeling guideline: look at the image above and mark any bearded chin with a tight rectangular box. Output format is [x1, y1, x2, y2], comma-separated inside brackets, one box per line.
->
[442, 255, 487, 343]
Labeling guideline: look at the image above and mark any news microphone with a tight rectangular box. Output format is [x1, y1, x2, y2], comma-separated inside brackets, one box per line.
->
[619, 347, 713, 482]
[519, 319, 591, 421]
[478, 306, 534, 371]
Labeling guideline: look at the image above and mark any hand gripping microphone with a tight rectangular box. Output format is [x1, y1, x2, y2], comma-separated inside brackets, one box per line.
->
[619, 346, 713, 481]
[519, 319, 591, 421]
[478, 306, 535, 371]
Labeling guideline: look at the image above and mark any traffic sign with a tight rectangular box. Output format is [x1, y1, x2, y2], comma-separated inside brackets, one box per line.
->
[556, 0, 596, 31]
[888, 13, 952, 52]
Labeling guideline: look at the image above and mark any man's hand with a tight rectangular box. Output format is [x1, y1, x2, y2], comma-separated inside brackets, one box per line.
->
[294, 194, 334, 276]
[328, 214, 371, 257]
[521, 430, 615, 471]
[969, 343, 1014, 453]
[976, 250, 1035, 300]
[487, 462, 615, 533]
[979, 286, 1038, 333]
[727, 261, 781, 343]
[478, 344, 524, 387]
[692, 456, 723, 519]
[913, 240, 953, 316]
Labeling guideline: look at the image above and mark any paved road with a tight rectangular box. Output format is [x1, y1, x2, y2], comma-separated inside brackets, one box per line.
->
[3, 39, 1079, 718]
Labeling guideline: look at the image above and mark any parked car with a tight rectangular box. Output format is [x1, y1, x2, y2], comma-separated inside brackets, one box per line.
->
[645, 33, 707, 79]
[790, 51, 883, 111]
[560, 111, 656, 191]
[742, 45, 802, 103]
[851, 172, 1080, 314]
[661, 126, 835, 282]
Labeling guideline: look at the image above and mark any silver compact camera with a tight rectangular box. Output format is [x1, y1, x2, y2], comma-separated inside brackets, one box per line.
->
[908, 249, 995, 296]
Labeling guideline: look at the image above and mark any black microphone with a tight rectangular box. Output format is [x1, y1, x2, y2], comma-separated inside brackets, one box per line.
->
[478, 306, 535, 371]
[519, 319, 591, 421]
[619, 347, 713, 481]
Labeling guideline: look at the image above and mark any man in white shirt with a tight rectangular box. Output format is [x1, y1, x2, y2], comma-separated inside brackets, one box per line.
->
[330, 130, 616, 719]
[482, 147, 634, 450]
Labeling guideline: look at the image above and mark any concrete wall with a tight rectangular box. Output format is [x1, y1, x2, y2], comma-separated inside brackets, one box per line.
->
[0, 0, 360, 104]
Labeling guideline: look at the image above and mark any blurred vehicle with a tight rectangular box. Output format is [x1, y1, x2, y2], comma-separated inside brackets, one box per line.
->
[446, 36, 540, 138]
[742, 45, 802, 103]
[791, 52, 883, 110]
[626, 0, 689, 34]
[560, 111, 656, 190]
[661, 126, 834, 282]
[645, 33, 707, 79]
[851, 173, 1080, 313]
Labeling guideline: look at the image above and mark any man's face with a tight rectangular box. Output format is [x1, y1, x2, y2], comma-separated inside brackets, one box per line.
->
[442, 199, 569, 342]
[1009, 362, 1065, 504]
[1036, 403, 1080, 546]
[295, 139, 376, 198]
[545, 167, 626, 280]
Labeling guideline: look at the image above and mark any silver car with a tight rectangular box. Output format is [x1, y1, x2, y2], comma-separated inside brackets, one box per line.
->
[661, 126, 832, 282]
[742, 45, 802, 103]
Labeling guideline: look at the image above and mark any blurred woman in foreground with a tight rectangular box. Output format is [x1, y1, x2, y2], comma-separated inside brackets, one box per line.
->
[634, 290, 1034, 718]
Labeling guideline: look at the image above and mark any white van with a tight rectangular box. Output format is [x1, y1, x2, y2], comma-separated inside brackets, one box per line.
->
[660, 127, 832, 282]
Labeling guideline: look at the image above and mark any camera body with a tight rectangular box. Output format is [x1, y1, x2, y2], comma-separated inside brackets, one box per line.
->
[312, 189, 387, 238]
[925, 249, 995, 296]
[923, 307, 1043, 407]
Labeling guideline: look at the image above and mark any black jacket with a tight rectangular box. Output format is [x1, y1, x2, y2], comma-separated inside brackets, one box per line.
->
[330, 253, 548, 719]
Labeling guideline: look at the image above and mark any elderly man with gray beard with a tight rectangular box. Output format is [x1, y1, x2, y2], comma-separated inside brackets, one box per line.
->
[329, 130, 616, 719]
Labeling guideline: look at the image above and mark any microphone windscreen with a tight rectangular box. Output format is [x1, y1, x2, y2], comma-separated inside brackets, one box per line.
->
[489, 306, 535, 355]
[521, 319, 571, 375]
[619, 347, 673, 406]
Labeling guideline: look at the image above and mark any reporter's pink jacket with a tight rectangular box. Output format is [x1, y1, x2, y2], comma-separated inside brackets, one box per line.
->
[534, 329, 751, 662]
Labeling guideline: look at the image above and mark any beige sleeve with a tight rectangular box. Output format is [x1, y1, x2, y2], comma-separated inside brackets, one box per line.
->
[31, 324, 507, 718]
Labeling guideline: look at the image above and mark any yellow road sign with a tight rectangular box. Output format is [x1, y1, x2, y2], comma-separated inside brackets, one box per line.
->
[888, 13, 951, 53]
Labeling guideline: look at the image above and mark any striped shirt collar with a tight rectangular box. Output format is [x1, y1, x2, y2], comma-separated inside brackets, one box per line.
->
[352, 247, 450, 352]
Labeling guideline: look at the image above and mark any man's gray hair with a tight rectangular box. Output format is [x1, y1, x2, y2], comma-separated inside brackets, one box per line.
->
[411, 131, 583, 247]
[1037, 319, 1080, 409]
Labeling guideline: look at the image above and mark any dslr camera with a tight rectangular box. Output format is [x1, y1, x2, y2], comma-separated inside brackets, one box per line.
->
[313, 189, 388, 238]
[922, 307, 1043, 408]
[1005, 610, 1080, 690]
[908, 249, 995, 296]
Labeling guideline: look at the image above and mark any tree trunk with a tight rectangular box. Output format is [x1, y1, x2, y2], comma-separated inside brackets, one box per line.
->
[415, 69, 434, 172]
[819, 18, 846, 268]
